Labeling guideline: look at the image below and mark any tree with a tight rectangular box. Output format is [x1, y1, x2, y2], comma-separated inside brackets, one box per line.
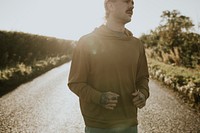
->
[158, 10, 194, 49]
[140, 10, 200, 68]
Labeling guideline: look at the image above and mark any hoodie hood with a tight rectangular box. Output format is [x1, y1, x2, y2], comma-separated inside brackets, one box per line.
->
[93, 25, 133, 40]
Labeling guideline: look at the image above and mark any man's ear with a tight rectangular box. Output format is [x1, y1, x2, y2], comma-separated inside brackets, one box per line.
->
[107, 2, 114, 12]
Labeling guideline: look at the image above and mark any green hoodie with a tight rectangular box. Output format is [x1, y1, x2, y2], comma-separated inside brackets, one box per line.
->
[68, 25, 149, 128]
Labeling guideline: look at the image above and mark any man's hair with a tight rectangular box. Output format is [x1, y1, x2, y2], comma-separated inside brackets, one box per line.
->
[104, 0, 116, 20]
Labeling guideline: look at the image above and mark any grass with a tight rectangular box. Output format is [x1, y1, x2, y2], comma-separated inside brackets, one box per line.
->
[148, 57, 200, 85]
[0, 55, 71, 96]
[147, 57, 200, 108]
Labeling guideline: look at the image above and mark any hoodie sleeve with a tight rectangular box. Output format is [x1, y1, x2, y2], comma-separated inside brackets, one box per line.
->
[136, 42, 150, 99]
[68, 37, 102, 104]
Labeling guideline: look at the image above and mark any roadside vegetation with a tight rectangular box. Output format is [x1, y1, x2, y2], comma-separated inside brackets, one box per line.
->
[0, 31, 74, 96]
[1, 10, 199, 110]
[140, 10, 200, 109]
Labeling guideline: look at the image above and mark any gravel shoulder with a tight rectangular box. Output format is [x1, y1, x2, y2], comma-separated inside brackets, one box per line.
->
[138, 80, 200, 133]
[0, 63, 199, 133]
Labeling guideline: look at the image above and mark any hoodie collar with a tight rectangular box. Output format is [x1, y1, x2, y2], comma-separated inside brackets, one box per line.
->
[93, 25, 133, 40]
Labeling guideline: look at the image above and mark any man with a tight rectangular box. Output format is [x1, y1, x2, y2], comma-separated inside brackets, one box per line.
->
[68, 0, 149, 132]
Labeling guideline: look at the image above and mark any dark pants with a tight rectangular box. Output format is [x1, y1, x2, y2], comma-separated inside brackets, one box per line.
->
[85, 126, 138, 133]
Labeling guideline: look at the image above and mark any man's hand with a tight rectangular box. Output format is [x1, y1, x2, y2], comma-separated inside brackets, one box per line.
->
[100, 92, 120, 110]
[132, 91, 146, 109]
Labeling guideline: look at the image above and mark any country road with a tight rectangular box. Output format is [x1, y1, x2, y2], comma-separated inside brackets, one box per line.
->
[0, 63, 200, 133]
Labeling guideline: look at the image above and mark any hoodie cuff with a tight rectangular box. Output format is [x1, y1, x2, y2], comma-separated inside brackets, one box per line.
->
[91, 89, 102, 105]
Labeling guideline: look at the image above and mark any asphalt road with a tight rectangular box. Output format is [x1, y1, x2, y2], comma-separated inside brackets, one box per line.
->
[0, 63, 200, 133]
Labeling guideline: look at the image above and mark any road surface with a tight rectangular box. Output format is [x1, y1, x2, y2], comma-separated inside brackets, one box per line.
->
[0, 63, 200, 133]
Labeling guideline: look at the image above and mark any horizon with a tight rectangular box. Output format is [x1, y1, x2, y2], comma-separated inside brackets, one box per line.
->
[0, 0, 199, 40]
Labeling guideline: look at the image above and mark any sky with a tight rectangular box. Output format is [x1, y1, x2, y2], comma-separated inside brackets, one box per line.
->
[0, 0, 200, 40]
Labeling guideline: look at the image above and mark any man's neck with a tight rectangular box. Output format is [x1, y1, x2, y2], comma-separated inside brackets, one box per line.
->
[105, 19, 125, 33]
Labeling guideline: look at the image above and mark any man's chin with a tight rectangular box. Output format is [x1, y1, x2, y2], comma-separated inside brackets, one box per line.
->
[121, 17, 132, 24]
[125, 18, 132, 24]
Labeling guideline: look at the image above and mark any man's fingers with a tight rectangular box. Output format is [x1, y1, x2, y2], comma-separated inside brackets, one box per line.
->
[107, 92, 120, 102]
[132, 95, 140, 102]
[133, 100, 145, 106]
[105, 103, 117, 110]
[133, 99, 146, 109]
[133, 99, 140, 104]
[100, 91, 120, 110]
[105, 106, 114, 110]
[132, 91, 139, 96]
[137, 102, 146, 109]
[108, 99, 118, 104]
[132, 92, 145, 102]
[132, 92, 146, 109]
[106, 103, 117, 107]
[107, 92, 120, 97]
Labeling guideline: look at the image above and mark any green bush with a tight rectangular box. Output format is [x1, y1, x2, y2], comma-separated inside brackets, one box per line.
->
[140, 10, 200, 68]
[148, 58, 200, 107]
[0, 30, 74, 68]
[0, 30, 74, 96]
